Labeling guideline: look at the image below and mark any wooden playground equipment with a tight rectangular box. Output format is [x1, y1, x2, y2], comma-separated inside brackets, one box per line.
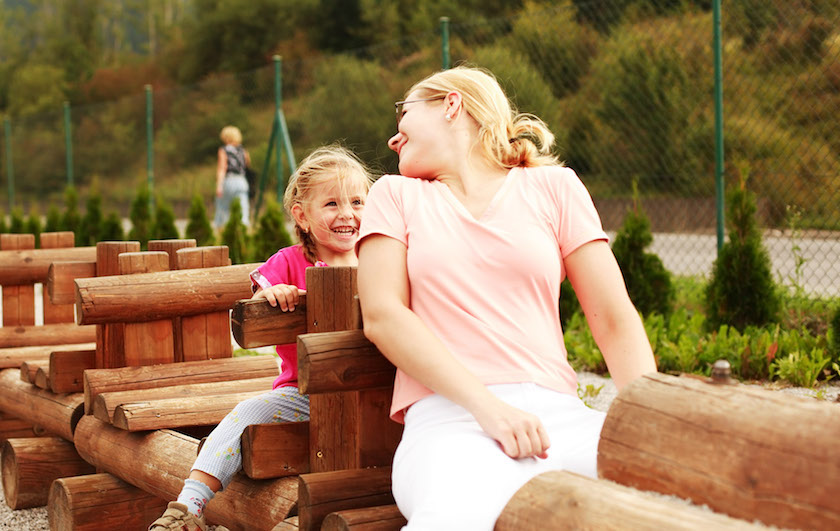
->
[0, 234, 837, 529]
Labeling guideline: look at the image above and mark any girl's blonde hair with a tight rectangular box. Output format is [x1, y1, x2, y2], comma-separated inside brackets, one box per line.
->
[220, 125, 243, 145]
[283, 145, 374, 263]
[407, 65, 558, 169]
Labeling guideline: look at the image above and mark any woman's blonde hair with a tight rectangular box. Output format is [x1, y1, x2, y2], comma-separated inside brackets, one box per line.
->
[407, 66, 558, 169]
[283, 145, 374, 263]
[220, 125, 243, 145]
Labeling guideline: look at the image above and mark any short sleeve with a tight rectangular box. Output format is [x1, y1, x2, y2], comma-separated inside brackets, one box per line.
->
[552, 168, 608, 258]
[357, 175, 409, 252]
[251, 248, 292, 290]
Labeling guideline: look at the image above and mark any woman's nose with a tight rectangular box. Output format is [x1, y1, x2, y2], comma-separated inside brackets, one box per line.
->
[387, 132, 402, 152]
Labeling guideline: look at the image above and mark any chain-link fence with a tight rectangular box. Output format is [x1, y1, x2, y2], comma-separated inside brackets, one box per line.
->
[2, 0, 839, 295]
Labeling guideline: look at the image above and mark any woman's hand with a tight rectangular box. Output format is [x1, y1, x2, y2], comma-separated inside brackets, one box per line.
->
[252, 284, 305, 312]
[216, 185, 224, 198]
[471, 397, 551, 460]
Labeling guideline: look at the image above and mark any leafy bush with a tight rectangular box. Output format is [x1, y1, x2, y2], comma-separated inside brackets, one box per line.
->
[0, 212, 6, 234]
[831, 305, 840, 364]
[186, 194, 215, 246]
[129, 185, 153, 249]
[221, 198, 249, 264]
[100, 212, 125, 241]
[705, 171, 780, 331]
[251, 197, 293, 262]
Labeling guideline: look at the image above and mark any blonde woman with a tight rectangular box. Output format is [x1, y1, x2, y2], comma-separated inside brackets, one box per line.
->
[214, 125, 251, 228]
[357, 66, 658, 530]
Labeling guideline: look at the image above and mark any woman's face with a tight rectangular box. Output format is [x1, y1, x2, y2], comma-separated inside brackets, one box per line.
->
[388, 90, 448, 179]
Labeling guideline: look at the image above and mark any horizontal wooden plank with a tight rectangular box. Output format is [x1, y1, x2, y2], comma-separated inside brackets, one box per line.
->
[0, 343, 95, 369]
[299, 467, 394, 531]
[0, 247, 96, 285]
[0, 323, 96, 349]
[112, 390, 269, 431]
[230, 298, 307, 349]
[298, 330, 394, 395]
[47, 260, 96, 305]
[321, 505, 405, 531]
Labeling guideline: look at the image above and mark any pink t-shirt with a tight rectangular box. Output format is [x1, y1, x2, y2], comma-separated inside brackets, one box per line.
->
[250, 245, 326, 389]
[358, 166, 608, 422]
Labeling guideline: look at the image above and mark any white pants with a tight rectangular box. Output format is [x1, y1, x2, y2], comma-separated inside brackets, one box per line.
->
[392, 383, 605, 531]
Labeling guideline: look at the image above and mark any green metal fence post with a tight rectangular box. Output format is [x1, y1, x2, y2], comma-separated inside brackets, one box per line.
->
[274, 56, 284, 201]
[3, 118, 14, 212]
[440, 17, 451, 70]
[713, 0, 725, 252]
[145, 84, 155, 213]
[63, 101, 74, 187]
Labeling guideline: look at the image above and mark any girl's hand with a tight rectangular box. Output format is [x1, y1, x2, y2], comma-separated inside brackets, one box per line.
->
[252, 284, 306, 312]
[472, 398, 551, 460]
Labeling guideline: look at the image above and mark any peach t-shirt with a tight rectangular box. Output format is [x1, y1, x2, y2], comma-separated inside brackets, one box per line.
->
[358, 166, 608, 423]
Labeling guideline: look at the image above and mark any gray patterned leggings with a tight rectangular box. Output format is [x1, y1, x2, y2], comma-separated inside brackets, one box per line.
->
[191, 385, 309, 489]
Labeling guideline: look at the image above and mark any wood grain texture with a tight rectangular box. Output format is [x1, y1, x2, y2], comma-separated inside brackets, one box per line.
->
[47, 261, 96, 305]
[0, 245, 94, 285]
[0, 343, 94, 369]
[49, 348, 96, 394]
[112, 390, 268, 431]
[298, 330, 394, 394]
[0, 234, 36, 327]
[0, 323, 95, 349]
[298, 467, 394, 531]
[321, 505, 405, 531]
[242, 422, 310, 479]
[0, 369, 84, 441]
[39, 232, 76, 324]
[230, 297, 307, 349]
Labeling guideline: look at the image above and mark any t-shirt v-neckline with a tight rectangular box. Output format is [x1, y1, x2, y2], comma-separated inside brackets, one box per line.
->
[435, 167, 518, 223]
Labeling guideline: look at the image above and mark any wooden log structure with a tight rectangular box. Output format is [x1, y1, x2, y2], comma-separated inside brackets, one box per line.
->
[83, 355, 278, 414]
[496, 470, 763, 530]
[93, 375, 276, 424]
[242, 421, 310, 479]
[297, 330, 395, 394]
[0, 343, 95, 369]
[75, 262, 258, 325]
[1, 234, 36, 327]
[0, 323, 96, 349]
[91, 241, 141, 370]
[231, 297, 307, 349]
[0, 243, 96, 286]
[33, 366, 50, 389]
[1, 437, 95, 509]
[73, 415, 297, 531]
[19, 360, 48, 384]
[38, 232, 77, 324]
[597, 372, 840, 530]
[47, 260, 97, 306]
[298, 467, 395, 531]
[0, 413, 40, 443]
[48, 473, 168, 531]
[49, 348, 96, 394]
[321, 505, 406, 531]
[0, 369, 84, 441]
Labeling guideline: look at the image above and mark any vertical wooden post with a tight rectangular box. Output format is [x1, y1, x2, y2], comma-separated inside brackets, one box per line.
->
[175, 246, 234, 361]
[306, 267, 402, 473]
[148, 239, 196, 362]
[94, 242, 140, 369]
[39, 232, 76, 324]
[118, 252, 174, 367]
[0, 234, 36, 326]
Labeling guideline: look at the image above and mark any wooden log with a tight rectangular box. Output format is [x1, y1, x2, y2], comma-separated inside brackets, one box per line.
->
[94, 376, 276, 424]
[20, 359, 48, 384]
[93, 241, 141, 370]
[272, 516, 300, 530]
[298, 467, 394, 531]
[231, 298, 307, 350]
[305, 268, 401, 473]
[76, 263, 258, 325]
[175, 246, 233, 361]
[0, 413, 39, 442]
[496, 470, 762, 530]
[0, 245, 95, 285]
[48, 261, 97, 305]
[117, 251, 175, 367]
[1, 437, 95, 509]
[0, 323, 96, 349]
[83, 355, 278, 414]
[39, 232, 76, 324]
[298, 330, 394, 394]
[34, 365, 49, 389]
[148, 239, 197, 270]
[73, 415, 297, 531]
[48, 473, 168, 531]
[598, 372, 840, 530]
[0, 369, 84, 441]
[242, 422, 310, 479]
[49, 348, 96, 394]
[1, 234, 35, 327]
[321, 505, 405, 531]
[112, 389, 269, 431]
[0, 343, 94, 369]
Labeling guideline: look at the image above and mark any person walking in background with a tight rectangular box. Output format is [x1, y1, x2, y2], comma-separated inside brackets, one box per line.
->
[149, 145, 374, 531]
[357, 65, 658, 530]
[214, 125, 251, 229]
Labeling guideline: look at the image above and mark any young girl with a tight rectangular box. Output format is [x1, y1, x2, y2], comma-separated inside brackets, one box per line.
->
[150, 145, 374, 531]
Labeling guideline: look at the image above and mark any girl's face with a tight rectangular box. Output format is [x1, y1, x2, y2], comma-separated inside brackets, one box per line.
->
[293, 177, 366, 263]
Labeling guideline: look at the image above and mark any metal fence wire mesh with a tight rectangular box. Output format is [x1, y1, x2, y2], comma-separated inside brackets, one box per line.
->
[1, 0, 839, 296]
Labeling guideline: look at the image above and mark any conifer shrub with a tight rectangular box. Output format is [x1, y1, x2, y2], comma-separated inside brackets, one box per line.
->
[559, 278, 581, 328]
[80, 190, 103, 246]
[185, 194, 215, 246]
[100, 212, 125, 241]
[9, 208, 25, 233]
[251, 197, 293, 262]
[704, 172, 780, 331]
[45, 204, 61, 233]
[60, 186, 81, 240]
[25, 211, 42, 247]
[221, 198, 249, 264]
[153, 197, 180, 240]
[0, 211, 6, 234]
[129, 185, 152, 249]
[831, 304, 840, 366]
[611, 185, 673, 317]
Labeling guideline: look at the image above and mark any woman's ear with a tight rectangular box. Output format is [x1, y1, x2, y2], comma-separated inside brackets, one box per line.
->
[291, 203, 309, 233]
[444, 91, 463, 120]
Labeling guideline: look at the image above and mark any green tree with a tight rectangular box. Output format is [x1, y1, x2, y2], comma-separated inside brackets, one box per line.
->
[100, 212, 125, 241]
[129, 185, 153, 249]
[80, 190, 104, 246]
[221, 198, 249, 264]
[185, 194, 215, 246]
[0, 211, 6, 234]
[44, 204, 62, 233]
[25, 210, 42, 247]
[9, 208, 25, 233]
[6, 63, 68, 117]
[705, 171, 780, 331]
[252, 197, 293, 262]
[611, 185, 673, 317]
[153, 197, 180, 240]
[60, 186, 82, 241]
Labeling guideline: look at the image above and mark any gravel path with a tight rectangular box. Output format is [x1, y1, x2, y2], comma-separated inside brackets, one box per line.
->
[1, 372, 837, 529]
